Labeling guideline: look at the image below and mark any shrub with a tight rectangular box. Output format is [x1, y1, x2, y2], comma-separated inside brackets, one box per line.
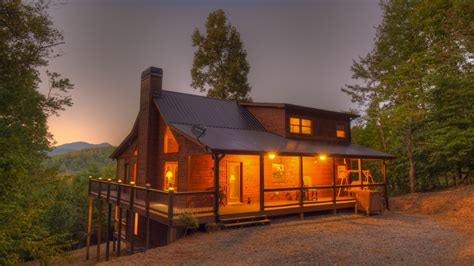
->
[178, 213, 199, 236]
[205, 223, 223, 233]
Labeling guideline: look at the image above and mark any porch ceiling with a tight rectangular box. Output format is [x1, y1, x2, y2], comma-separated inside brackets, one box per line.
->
[170, 123, 394, 159]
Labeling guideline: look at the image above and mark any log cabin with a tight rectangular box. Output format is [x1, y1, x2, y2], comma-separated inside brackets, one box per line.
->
[86, 66, 393, 260]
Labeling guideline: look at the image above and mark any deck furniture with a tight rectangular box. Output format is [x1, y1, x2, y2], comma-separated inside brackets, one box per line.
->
[354, 190, 383, 215]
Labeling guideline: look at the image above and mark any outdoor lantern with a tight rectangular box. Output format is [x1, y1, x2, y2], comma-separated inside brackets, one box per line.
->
[268, 153, 276, 160]
[319, 154, 327, 161]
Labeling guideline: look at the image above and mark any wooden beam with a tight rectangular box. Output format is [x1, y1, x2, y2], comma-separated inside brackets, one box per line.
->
[97, 179, 103, 262]
[259, 154, 264, 211]
[382, 160, 389, 210]
[299, 156, 304, 219]
[145, 183, 151, 251]
[116, 180, 122, 256]
[332, 158, 337, 214]
[212, 153, 223, 223]
[85, 177, 93, 260]
[128, 182, 135, 254]
[105, 180, 112, 261]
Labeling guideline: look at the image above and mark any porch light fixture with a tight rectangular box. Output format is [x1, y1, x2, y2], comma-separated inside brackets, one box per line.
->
[268, 153, 277, 160]
[319, 155, 327, 161]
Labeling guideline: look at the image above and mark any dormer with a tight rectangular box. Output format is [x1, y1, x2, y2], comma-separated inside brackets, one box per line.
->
[241, 102, 357, 144]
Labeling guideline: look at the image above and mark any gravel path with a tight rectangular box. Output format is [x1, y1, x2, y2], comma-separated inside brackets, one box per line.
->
[102, 211, 473, 265]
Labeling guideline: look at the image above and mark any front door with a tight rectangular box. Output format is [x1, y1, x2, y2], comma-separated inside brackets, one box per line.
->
[227, 162, 242, 204]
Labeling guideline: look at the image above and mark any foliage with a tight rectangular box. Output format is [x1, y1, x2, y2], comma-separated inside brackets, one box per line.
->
[205, 222, 223, 233]
[178, 213, 199, 236]
[191, 9, 252, 101]
[0, 1, 74, 264]
[344, 0, 474, 193]
[45, 146, 116, 175]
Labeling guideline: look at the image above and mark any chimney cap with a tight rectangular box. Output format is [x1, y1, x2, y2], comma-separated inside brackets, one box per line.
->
[141, 66, 163, 79]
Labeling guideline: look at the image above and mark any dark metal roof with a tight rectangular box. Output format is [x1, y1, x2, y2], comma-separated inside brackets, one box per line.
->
[110, 114, 139, 159]
[155, 90, 265, 130]
[171, 123, 394, 159]
[240, 102, 359, 119]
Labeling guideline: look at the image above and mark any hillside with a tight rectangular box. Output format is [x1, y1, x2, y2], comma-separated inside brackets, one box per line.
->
[95, 185, 473, 265]
[49, 141, 112, 156]
[45, 146, 116, 175]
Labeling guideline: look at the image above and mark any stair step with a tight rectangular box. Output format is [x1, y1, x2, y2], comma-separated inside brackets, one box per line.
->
[220, 215, 267, 223]
[223, 219, 271, 228]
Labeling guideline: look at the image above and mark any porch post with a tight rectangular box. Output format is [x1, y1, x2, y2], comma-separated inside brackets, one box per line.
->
[299, 156, 304, 219]
[85, 177, 93, 260]
[332, 157, 337, 214]
[96, 178, 103, 262]
[128, 182, 136, 255]
[116, 180, 122, 256]
[382, 160, 389, 210]
[105, 179, 112, 261]
[259, 154, 264, 212]
[213, 153, 220, 223]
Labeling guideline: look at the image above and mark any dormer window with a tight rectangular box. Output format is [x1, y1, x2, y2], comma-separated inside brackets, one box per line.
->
[336, 123, 346, 138]
[290, 117, 312, 135]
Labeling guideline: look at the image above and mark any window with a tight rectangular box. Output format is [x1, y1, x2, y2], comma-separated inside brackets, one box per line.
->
[164, 126, 179, 153]
[132, 162, 137, 183]
[134, 212, 139, 235]
[164, 162, 178, 191]
[289, 117, 312, 135]
[336, 123, 346, 138]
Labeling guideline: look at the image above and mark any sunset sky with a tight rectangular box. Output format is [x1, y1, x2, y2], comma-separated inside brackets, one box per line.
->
[40, 0, 382, 146]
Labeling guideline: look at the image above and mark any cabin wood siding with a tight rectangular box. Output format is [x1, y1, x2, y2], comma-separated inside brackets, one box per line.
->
[245, 106, 286, 136]
[285, 108, 351, 143]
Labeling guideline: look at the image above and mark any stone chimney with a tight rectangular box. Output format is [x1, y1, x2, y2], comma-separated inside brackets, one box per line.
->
[137, 67, 162, 187]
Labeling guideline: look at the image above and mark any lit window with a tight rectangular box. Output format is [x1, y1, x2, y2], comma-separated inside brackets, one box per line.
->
[133, 147, 138, 156]
[134, 212, 139, 235]
[290, 117, 312, 135]
[164, 162, 178, 191]
[336, 123, 346, 138]
[133, 162, 137, 183]
[164, 126, 179, 153]
[301, 119, 312, 134]
[289, 118, 300, 133]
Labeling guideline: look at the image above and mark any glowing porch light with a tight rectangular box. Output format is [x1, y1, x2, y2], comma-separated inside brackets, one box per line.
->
[268, 153, 277, 160]
[319, 154, 327, 161]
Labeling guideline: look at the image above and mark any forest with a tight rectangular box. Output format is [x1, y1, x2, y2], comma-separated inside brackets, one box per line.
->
[0, 0, 472, 264]
[344, 0, 473, 194]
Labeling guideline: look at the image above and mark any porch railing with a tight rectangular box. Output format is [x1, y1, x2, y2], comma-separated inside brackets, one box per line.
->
[89, 178, 214, 219]
[263, 183, 387, 209]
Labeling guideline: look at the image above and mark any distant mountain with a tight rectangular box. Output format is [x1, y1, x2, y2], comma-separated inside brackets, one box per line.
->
[48, 141, 112, 156]
[45, 146, 116, 175]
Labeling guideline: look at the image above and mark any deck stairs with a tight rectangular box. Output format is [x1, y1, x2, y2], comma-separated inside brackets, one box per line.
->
[220, 215, 271, 229]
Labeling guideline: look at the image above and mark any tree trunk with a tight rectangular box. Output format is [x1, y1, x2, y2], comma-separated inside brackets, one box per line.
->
[455, 163, 461, 186]
[444, 173, 449, 187]
[407, 126, 416, 193]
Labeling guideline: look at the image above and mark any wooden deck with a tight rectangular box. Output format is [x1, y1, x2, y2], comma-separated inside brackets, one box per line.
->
[91, 190, 356, 226]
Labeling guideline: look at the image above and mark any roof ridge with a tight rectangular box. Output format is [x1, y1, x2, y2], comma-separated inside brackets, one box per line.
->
[168, 122, 266, 132]
[161, 90, 238, 104]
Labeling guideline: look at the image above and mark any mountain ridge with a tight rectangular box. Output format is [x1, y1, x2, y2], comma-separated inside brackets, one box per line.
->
[49, 141, 113, 156]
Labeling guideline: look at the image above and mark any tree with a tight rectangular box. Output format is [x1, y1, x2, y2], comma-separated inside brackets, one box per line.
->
[0, 1, 73, 264]
[343, 0, 473, 193]
[191, 9, 252, 101]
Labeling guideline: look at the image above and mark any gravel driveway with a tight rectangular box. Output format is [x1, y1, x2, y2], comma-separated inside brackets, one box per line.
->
[103, 211, 473, 265]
